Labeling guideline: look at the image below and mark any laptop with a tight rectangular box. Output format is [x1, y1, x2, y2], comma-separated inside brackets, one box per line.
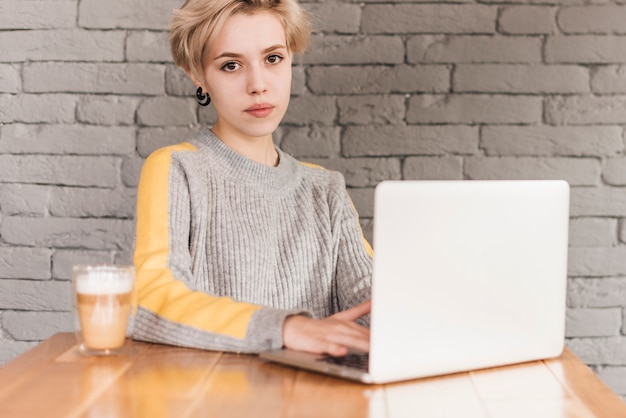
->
[260, 180, 570, 384]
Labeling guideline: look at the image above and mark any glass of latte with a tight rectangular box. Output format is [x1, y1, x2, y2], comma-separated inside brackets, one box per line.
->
[72, 265, 137, 355]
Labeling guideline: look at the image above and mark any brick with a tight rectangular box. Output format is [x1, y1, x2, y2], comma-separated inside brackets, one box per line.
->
[0, 339, 37, 366]
[621, 222, 626, 244]
[343, 125, 479, 157]
[566, 337, 626, 365]
[23, 63, 165, 95]
[280, 126, 340, 158]
[122, 155, 145, 188]
[0, 155, 119, 187]
[3, 311, 72, 341]
[114, 251, 134, 266]
[77, 96, 139, 125]
[127, 30, 171, 62]
[597, 367, 626, 395]
[52, 250, 115, 280]
[0, 280, 71, 311]
[273, 126, 286, 148]
[566, 308, 622, 337]
[338, 95, 405, 125]
[282, 96, 336, 126]
[305, 3, 361, 33]
[407, 35, 542, 64]
[569, 218, 618, 247]
[558, 6, 626, 34]
[304, 158, 401, 187]
[347, 0, 474, 3]
[49, 187, 136, 218]
[303, 35, 404, 65]
[1, 217, 134, 250]
[198, 106, 218, 126]
[568, 278, 626, 308]
[137, 97, 197, 127]
[0, 64, 21, 93]
[603, 158, 626, 186]
[408, 95, 542, 124]
[482, 0, 605, 3]
[0, 94, 76, 123]
[291, 65, 306, 96]
[498, 6, 557, 34]
[546, 96, 626, 125]
[464, 157, 600, 186]
[454, 65, 589, 94]
[403, 157, 463, 180]
[0, 184, 49, 216]
[481, 126, 623, 157]
[546, 36, 626, 64]
[78, 0, 178, 30]
[0, 30, 125, 62]
[361, 5, 495, 34]
[137, 127, 199, 157]
[571, 187, 626, 217]
[347, 188, 375, 218]
[165, 65, 196, 96]
[568, 247, 626, 277]
[309, 65, 450, 95]
[0, 124, 136, 155]
[592, 66, 626, 94]
[0, 1, 76, 29]
[0, 248, 51, 280]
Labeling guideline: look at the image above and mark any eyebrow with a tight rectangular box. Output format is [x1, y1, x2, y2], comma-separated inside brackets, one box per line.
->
[213, 44, 287, 61]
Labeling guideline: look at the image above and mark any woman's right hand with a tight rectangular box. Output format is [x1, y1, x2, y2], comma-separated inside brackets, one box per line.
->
[282, 300, 371, 357]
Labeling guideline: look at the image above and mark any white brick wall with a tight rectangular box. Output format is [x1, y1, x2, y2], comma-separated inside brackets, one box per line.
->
[2, 0, 626, 399]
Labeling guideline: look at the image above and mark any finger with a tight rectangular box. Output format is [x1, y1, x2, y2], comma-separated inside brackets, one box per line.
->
[323, 323, 370, 353]
[327, 332, 370, 353]
[332, 300, 371, 321]
[325, 342, 349, 357]
[329, 322, 370, 342]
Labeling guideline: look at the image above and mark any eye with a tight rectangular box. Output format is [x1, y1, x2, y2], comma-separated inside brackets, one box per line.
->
[266, 54, 283, 64]
[221, 61, 241, 72]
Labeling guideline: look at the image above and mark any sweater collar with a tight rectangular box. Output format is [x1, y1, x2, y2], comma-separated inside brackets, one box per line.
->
[193, 128, 302, 192]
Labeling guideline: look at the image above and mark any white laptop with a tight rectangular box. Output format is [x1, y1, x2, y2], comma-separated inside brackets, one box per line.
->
[260, 180, 570, 384]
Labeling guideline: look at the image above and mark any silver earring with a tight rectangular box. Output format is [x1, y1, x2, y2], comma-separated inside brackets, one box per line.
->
[196, 87, 211, 106]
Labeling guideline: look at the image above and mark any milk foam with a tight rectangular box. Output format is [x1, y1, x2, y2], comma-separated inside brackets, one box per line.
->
[76, 272, 133, 295]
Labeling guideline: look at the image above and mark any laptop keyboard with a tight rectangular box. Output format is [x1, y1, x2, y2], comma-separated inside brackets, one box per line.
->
[317, 353, 369, 371]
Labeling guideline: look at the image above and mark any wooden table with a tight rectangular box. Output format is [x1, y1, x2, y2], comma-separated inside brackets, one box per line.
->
[0, 333, 625, 418]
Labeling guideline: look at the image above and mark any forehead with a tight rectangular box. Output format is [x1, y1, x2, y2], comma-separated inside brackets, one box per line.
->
[209, 11, 287, 57]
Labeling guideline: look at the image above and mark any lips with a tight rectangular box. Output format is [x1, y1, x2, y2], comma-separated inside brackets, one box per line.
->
[245, 103, 275, 118]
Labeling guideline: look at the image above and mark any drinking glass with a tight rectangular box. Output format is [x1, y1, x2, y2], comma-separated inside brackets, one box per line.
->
[71, 264, 136, 355]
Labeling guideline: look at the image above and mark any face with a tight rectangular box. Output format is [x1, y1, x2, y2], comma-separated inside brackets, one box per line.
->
[197, 11, 292, 143]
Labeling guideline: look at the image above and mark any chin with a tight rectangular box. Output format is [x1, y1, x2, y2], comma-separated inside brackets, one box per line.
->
[245, 121, 282, 139]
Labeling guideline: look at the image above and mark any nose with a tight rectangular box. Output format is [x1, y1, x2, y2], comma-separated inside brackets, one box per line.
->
[247, 63, 267, 95]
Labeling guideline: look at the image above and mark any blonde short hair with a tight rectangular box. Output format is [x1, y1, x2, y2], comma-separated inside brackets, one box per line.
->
[170, 0, 311, 82]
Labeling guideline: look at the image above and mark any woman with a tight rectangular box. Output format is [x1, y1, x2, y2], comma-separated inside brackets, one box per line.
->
[133, 0, 372, 357]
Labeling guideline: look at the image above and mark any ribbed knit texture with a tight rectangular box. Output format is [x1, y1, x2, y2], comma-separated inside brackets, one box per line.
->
[133, 129, 373, 353]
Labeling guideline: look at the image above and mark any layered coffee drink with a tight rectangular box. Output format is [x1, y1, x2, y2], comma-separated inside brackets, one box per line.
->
[72, 265, 136, 355]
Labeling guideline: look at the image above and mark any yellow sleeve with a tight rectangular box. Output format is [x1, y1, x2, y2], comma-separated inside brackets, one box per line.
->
[133, 143, 262, 341]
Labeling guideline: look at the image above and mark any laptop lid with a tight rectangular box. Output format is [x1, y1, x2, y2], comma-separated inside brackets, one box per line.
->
[368, 180, 569, 383]
[260, 180, 569, 384]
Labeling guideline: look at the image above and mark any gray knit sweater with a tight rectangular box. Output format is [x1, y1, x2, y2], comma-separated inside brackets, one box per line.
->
[133, 128, 373, 353]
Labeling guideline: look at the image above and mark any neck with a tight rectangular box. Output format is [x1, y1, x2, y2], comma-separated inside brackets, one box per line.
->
[210, 126, 279, 167]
